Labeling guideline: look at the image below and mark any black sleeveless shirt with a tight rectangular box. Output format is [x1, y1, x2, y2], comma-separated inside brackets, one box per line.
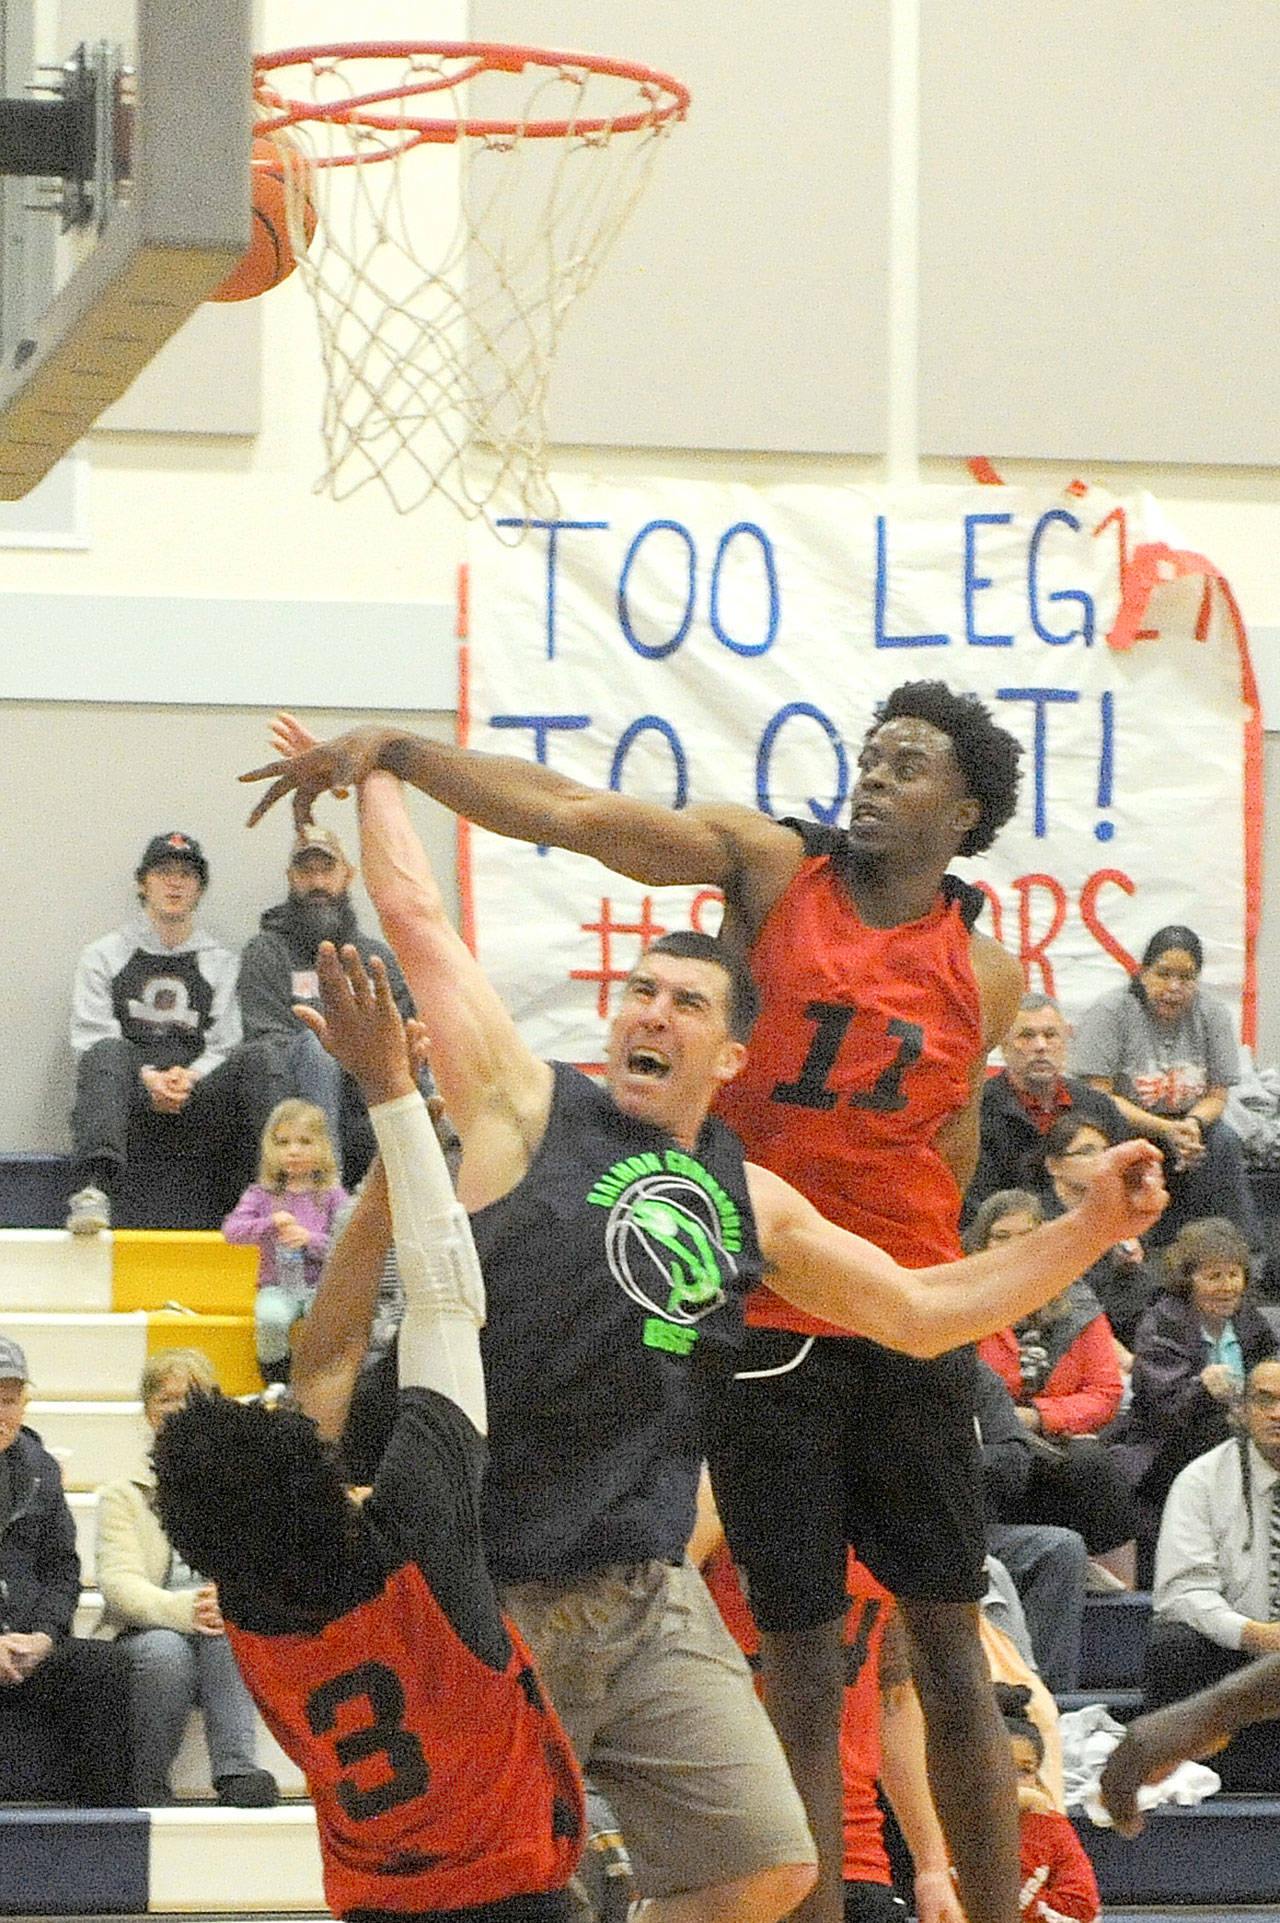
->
[472, 1064, 764, 1585]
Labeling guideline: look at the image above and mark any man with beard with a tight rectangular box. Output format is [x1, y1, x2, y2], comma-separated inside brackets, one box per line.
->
[239, 826, 419, 1182]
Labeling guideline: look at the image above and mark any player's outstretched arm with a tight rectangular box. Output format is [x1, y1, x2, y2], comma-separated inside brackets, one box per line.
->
[292, 941, 487, 1432]
[288, 942, 415, 1438]
[242, 715, 799, 923]
[291, 1161, 393, 1442]
[1099, 1655, 1280, 1835]
[749, 1139, 1167, 1358]
[355, 773, 552, 1188]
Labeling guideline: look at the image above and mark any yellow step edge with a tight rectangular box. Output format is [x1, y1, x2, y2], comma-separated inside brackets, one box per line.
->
[146, 1312, 264, 1398]
[111, 1230, 258, 1314]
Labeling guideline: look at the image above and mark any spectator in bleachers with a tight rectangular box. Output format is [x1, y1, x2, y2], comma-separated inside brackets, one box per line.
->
[1142, 1355, 1280, 1789]
[996, 1683, 1100, 1923]
[1114, 1216, 1277, 1584]
[963, 994, 1129, 1226]
[973, 1191, 1126, 1438]
[66, 831, 264, 1233]
[1036, 1114, 1163, 1350]
[977, 1561, 1065, 1815]
[1070, 925, 1262, 1249]
[95, 1347, 278, 1808]
[237, 825, 420, 1185]
[0, 1336, 133, 1804]
[975, 1360, 1089, 1693]
[969, 1191, 1137, 1569]
[222, 1102, 349, 1385]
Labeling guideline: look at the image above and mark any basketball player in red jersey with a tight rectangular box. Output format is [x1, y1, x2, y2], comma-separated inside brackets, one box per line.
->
[152, 944, 585, 1923]
[704, 1543, 964, 1923]
[239, 682, 1026, 1923]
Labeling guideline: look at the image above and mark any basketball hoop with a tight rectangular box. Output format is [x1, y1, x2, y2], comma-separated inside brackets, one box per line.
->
[251, 42, 689, 533]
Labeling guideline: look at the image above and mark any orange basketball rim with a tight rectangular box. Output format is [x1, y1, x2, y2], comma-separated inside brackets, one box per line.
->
[244, 40, 691, 530]
[253, 41, 690, 147]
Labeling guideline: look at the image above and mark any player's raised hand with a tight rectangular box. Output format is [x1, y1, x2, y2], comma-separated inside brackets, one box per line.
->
[1077, 1139, 1167, 1246]
[294, 943, 415, 1107]
[269, 711, 318, 761]
[241, 722, 406, 830]
[405, 1016, 435, 1079]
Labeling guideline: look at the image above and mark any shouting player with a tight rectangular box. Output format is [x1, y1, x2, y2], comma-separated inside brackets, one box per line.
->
[245, 683, 1025, 1923]
[243, 727, 1159, 1923]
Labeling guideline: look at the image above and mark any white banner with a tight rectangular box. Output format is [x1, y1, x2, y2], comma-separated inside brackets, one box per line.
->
[465, 477, 1261, 1067]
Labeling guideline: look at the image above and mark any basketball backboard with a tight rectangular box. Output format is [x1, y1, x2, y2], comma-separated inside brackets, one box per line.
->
[0, 0, 250, 496]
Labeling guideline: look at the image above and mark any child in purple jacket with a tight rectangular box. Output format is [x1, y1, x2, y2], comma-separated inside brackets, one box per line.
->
[223, 1100, 348, 1383]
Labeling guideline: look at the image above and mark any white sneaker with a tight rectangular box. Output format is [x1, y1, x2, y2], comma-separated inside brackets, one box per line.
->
[66, 1186, 110, 1235]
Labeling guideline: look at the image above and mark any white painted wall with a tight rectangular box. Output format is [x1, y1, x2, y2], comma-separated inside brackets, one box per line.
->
[4, 0, 1280, 1148]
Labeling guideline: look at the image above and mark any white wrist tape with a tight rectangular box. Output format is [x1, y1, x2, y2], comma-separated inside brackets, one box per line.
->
[369, 1092, 487, 1431]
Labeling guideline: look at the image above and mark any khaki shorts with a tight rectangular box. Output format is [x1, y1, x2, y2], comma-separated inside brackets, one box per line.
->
[501, 1558, 815, 1900]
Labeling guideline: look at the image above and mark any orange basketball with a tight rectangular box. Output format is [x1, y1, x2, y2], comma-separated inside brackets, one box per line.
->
[210, 136, 318, 303]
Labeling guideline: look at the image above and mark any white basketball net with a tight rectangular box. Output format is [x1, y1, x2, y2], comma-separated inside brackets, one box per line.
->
[253, 44, 688, 534]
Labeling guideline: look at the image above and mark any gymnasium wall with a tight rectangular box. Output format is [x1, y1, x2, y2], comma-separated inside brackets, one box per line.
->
[3, 0, 1280, 1147]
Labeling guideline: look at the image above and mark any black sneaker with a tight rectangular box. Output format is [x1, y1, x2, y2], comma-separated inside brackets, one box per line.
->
[214, 1769, 279, 1809]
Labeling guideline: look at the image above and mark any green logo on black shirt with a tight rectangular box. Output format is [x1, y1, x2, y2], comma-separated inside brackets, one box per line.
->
[587, 1149, 743, 1355]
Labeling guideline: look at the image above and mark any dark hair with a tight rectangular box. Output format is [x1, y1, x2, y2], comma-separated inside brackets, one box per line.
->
[962, 1188, 1043, 1254]
[868, 681, 1022, 857]
[1042, 1111, 1116, 1162]
[643, 931, 760, 1042]
[152, 1390, 358, 1612]
[1162, 1216, 1252, 1299]
[1141, 925, 1204, 972]
[993, 1682, 1044, 1761]
[1130, 925, 1204, 1006]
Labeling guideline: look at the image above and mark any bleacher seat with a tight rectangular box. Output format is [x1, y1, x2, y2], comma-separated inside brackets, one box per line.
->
[1054, 1686, 1143, 1719]
[0, 1808, 150, 1914]
[68, 1490, 97, 1578]
[32, 1399, 148, 1490]
[0, 1230, 261, 1399]
[1078, 1591, 1152, 1692]
[0, 1229, 112, 1311]
[7, 1309, 149, 1397]
[0, 1151, 73, 1230]
[1079, 1797, 1280, 1905]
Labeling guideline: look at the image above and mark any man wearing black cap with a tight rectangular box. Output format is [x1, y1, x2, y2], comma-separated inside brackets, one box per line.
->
[67, 832, 248, 1231]
[238, 824, 422, 1183]
[0, 1336, 133, 1802]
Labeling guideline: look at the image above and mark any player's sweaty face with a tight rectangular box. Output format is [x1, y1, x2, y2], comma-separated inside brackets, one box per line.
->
[848, 717, 974, 859]
[605, 954, 741, 1144]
